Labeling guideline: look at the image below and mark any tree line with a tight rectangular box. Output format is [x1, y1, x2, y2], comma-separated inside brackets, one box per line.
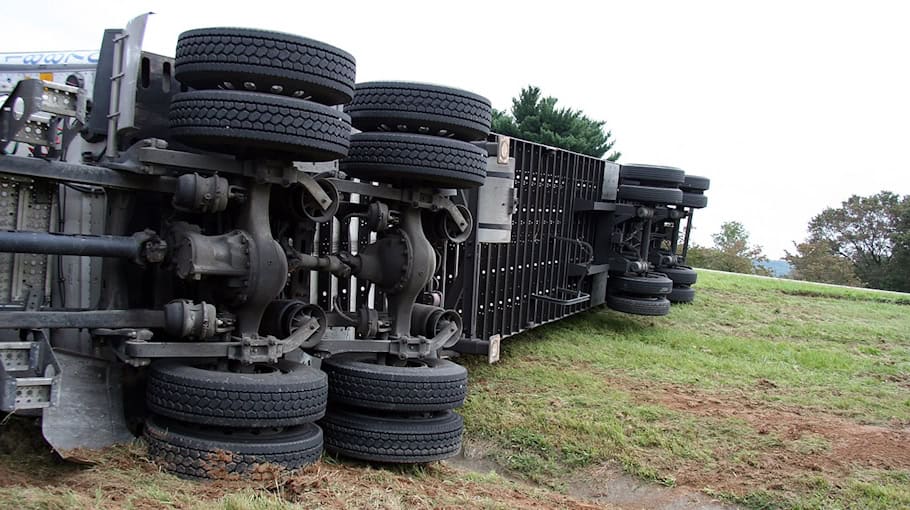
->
[687, 192, 910, 292]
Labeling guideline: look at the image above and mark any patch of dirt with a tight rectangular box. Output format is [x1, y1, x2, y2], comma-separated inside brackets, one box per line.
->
[287, 461, 605, 510]
[450, 439, 739, 510]
[606, 376, 910, 494]
[567, 463, 739, 510]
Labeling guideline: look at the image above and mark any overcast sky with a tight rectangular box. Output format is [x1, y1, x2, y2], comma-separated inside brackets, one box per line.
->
[3, 0, 909, 258]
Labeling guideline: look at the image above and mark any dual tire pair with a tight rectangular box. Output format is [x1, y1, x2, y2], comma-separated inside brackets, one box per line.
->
[320, 355, 468, 463]
[606, 272, 673, 316]
[659, 265, 699, 303]
[340, 82, 493, 189]
[144, 361, 328, 479]
[169, 28, 357, 162]
[605, 266, 699, 314]
[616, 165, 710, 208]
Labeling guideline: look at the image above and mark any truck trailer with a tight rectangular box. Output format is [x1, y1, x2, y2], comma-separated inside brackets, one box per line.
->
[0, 14, 709, 478]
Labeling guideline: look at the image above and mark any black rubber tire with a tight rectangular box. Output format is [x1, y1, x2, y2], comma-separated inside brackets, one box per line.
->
[175, 28, 356, 106]
[658, 265, 698, 286]
[345, 82, 492, 142]
[617, 184, 683, 205]
[606, 294, 671, 316]
[620, 164, 685, 185]
[607, 273, 673, 296]
[681, 175, 710, 192]
[340, 132, 486, 189]
[321, 407, 463, 463]
[323, 355, 468, 412]
[147, 360, 327, 427]
[668, 285, 696, 303]
[169, 90, 351, 161]
[145, 416, 322, 480]
[681, 192, 708, 209]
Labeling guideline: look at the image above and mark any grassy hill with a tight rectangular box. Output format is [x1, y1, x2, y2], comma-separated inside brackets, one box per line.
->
[1, 271, 908, 509]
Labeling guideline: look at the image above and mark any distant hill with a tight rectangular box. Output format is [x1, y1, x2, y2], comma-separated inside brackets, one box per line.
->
[755, 259, 792, 277]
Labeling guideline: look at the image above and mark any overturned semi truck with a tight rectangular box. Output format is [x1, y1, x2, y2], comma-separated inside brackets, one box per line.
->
[0, 15, 709, 478]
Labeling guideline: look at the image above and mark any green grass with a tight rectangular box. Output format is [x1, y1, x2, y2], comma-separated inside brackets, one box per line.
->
[461, 271, 910, 508]
[1, 271, 908, 509]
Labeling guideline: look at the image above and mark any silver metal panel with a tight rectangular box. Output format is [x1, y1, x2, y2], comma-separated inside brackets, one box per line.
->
[601, 161, 619, 201]
[0, 342, 31, 371]
[42, 352, 133, 455]
[476, 139, 517, 244]
[0, 175, 54, 304]
[115, 13, 149, 134]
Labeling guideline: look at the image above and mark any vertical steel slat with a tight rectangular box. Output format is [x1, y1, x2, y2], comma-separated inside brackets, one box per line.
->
[561, 153, 573, 316]
[483, 243, 494, 338]
[541, 147, 554, 322]
[532, 143, 546, 325]
[517, 142, 533, 331]
[544, 150, 558, 321]
[507, 140, 522, 335]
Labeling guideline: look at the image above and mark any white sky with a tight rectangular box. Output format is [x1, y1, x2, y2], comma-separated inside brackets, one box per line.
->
[3, 0, 909, 258]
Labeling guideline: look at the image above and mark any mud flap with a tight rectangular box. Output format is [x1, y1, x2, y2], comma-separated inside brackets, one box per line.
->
[41, 352, 133, 457]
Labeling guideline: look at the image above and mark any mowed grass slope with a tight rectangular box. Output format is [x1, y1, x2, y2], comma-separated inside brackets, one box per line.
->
[462, 271, 910, 509]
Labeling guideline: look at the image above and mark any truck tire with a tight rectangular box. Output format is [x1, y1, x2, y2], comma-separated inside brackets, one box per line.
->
[345, 82, 492, 142]
[175, 28, 356, 106]
[323, 355, 468, 412]
[321, 407, 463, 463]
[340, 132, 486, 189]
[147, 360, 327, 427]
[169, 90, 351, 161]
[680, 192, 708, 208]
[681, 175, 710, 192]
[620, 164, 685, 185]
[658, 265, 697, 286]
[607, 273, 673, 296]
[606, 294, 671, 316]
[617, 185, 683, 205]
[145, 416, 322, 480]
[668, 285, 696, 303]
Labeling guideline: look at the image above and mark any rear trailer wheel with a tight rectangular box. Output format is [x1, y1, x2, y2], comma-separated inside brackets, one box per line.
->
[340, 132, 487, 189]
[169, 90, 351, 161]
[607, 273, 673, 296]
[657, 265, 698, 286]
[680, 192, 708, 209]
[144, 416, 323, 480]
[345, 81, 492, 142]
[668, 285, 696, 303]
[606, 294, 671, 316]
[617, 184, 683, 205]
[321, 407, 463, 463]
[620, 164, 685, 185]
[681, 174, 711, 192]
[322, 355, 468, 412]
[175, 27, 356, 106]
[147, 360, 328, 427]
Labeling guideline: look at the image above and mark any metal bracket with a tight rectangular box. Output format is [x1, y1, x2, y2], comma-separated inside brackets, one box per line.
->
[531, 288, 591, 307]
[0, 79, 79, 148]
[119, 144, 334, 211]
[0, 330, 60, 411]
[331, 178, 465, 230]
[122, 316, 319, 364]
